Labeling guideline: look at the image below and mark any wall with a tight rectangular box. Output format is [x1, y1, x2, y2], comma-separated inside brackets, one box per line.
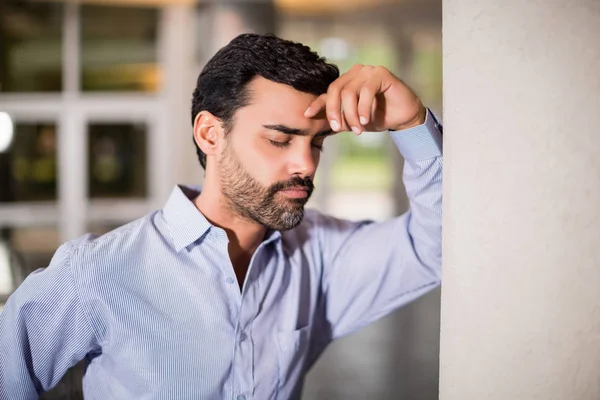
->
[441, 1, 600, 398]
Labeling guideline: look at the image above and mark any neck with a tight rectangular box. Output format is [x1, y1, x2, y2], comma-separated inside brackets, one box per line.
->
[194, 178, 267, 285]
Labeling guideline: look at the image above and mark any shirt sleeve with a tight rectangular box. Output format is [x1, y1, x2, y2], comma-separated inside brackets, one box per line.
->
[0, 242, 100, 399]
[314, 109, 443, 342]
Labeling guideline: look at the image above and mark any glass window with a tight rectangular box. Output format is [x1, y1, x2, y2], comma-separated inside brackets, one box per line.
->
[81, 5, 160, 92]
[0, 123, 58, 203]
[6, 226, 58, 284]
[0, 228, 15, 302]
[0, 1, 63, 92]
[88, 123, 147, 199]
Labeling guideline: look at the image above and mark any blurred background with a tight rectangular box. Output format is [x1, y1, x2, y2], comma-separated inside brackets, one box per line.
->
[0, 0, 441, 398]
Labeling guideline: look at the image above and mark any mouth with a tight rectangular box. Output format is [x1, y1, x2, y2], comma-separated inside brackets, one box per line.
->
[279, 186, 310, 199]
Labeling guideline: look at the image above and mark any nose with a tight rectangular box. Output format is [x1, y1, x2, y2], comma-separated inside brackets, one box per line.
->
[288, 142, 318, 178]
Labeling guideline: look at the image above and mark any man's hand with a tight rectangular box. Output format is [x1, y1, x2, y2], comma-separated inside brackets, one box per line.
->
[304, 64, 426, 135]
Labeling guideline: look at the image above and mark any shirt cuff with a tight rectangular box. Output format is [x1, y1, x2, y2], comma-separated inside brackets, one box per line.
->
[389, 108, 443, 161]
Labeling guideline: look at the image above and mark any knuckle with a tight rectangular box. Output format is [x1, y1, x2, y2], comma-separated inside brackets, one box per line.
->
[340, 88, 355, 98]
[374, 65, 389, 74]
[327, 83, 341, 95]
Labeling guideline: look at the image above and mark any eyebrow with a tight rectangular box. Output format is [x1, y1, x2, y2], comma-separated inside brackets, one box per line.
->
[262, 124, 334, 138]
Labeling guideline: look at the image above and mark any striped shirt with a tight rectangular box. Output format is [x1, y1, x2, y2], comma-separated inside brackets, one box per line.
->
[0, 111, 443, 400]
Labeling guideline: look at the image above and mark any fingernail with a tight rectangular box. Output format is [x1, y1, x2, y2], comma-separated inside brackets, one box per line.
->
[359, 116, 368, 125]
[351, 126, 361, 135]
[304, 107, 311, 116]
[330, 120, 340, 131]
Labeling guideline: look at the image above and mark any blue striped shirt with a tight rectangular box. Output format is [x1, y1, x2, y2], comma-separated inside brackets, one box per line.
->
[0, 111, 443, 400]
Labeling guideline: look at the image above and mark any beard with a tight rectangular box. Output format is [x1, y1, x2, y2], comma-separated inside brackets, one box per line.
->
[218, 142, 314, 231]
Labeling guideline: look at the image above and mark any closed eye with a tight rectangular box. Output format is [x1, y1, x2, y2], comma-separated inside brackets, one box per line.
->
[268, 138, 324, 152]
[269, 139, 291, 148]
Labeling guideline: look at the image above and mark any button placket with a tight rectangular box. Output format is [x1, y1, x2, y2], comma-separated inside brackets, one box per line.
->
[233, 249, 264, 400]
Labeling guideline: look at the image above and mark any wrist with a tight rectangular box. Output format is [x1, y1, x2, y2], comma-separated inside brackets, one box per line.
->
[390, 103, 427, 131]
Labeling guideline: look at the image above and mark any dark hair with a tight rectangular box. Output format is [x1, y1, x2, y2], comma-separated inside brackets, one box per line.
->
[191, 33, 340, 169]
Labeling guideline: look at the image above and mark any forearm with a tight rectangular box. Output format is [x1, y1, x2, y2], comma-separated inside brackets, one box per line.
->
[390, 108, 443, 274]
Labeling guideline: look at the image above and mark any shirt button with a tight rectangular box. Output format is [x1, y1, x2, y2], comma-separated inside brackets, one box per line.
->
[240, 332, 248, 342]
[226, 277, 235, 284]
[237, 395, 246, 400]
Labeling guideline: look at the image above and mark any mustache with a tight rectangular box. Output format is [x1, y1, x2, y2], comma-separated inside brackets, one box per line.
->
[268, 176, 314, 196]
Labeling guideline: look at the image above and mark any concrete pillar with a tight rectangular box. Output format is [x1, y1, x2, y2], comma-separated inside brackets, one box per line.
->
[440, 1, 600, 399]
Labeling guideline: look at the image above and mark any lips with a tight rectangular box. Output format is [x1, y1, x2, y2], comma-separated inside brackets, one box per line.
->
[280, 186, 310, 198]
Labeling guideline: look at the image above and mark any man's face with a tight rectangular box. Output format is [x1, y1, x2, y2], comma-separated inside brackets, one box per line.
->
[217, 77, 333, 231]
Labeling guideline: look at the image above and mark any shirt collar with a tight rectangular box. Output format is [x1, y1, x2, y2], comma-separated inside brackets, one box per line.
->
[162, 185, 282, 252]
[163, 185, 213, 252]
[263, 228, 282, 245]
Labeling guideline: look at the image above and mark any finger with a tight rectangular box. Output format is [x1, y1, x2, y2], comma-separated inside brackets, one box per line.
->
[338, 110, 351, 132]
[304, 94, 327, 118]
[357, 76, 381, 127]
[340, 80, 365, 134]
[324, 65, 362, 131]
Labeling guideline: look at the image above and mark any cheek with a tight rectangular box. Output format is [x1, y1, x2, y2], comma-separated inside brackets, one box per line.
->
[236, 138, 286, 184]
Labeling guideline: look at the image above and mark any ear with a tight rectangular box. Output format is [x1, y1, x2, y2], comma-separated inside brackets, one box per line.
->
[193, 111, 224, 160]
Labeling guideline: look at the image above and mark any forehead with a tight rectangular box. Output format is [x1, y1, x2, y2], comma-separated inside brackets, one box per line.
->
[235, 76, 329, 128]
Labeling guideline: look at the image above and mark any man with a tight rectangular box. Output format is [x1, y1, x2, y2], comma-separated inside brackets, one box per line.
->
[0, 34, 442, 399]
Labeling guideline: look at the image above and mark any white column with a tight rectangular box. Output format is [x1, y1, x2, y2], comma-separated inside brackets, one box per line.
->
[440, 1, 600, 399]
[58, 109, 87, 242]
[58, 2, 87, 242]
[157, 4, 196, 201]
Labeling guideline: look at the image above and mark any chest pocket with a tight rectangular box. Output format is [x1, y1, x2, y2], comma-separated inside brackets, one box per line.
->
[275, 325, 311, 399]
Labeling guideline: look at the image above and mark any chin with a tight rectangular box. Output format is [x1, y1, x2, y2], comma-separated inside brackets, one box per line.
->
[266, 209, 305, 232]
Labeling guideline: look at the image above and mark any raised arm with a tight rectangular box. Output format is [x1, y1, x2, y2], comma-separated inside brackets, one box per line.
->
[317, 111, 441, 342]
[304, 65, 442, 344]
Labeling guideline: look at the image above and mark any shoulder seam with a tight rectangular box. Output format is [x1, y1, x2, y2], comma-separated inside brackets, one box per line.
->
[73, 216, 149, 252]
